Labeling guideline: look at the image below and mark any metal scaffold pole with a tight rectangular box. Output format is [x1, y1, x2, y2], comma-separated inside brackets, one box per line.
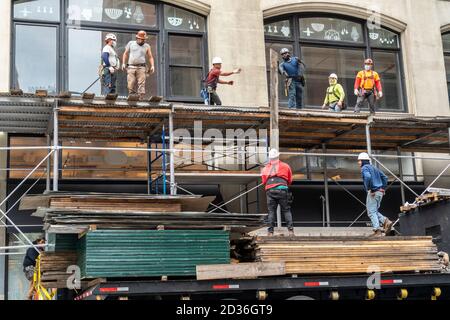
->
[397, 147, 406, 205]
[46, 134, 51, 193]
[53, 101, 59, 192]
[169, 110, 176, 195]
[322, 144, 331, 227]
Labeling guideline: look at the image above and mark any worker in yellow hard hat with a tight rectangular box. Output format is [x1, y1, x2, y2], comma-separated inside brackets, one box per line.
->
[322, 73, 346, 112]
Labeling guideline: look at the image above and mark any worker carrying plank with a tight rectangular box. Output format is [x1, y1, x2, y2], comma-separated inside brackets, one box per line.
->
[322, 73, 346, 112]
[261, 149, 294, 237]
[122, 31, 155, 100]
[358, 152, 393, 236]
[353, 58, 383, 114]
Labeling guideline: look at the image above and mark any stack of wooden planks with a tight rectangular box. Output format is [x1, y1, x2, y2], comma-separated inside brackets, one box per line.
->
[39, 251, 78, 289]
[253, 236, 443, 274]
[25, 192, 265, 235]
[42, 210, 265, 234]
[401, 190, 450, 213]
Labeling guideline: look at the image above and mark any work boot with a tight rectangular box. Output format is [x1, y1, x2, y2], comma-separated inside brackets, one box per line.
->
[370, 230, 384, 237]
[354, 107, 361, 113]
[383, 219, 394, 234]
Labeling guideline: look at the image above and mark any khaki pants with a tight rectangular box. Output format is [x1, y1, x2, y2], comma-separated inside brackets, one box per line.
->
[127, 67, 146, 98]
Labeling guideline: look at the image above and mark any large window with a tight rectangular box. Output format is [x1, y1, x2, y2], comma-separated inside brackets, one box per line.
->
[265, 15, 405, 111]
[443, 33, 450, 105]
[12, 0, 207, 101]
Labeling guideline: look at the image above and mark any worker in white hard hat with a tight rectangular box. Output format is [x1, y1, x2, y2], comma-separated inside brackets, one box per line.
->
[278, 48, 306, 109]
[202, 57, 241, 105]
[322, 73, 346, 112]
[261, 149, 295, 237]
[101, 33, 120, 95]
[358, 152, 393, 236]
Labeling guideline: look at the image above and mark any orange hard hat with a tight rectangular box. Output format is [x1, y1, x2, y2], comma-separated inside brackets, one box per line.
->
[364, 58, 374, 65]
[136, 30, 148, 40]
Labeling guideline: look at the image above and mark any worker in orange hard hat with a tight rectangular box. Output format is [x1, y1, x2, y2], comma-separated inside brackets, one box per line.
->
[353, 58, 383, 114]
[122, 30, 155, 99]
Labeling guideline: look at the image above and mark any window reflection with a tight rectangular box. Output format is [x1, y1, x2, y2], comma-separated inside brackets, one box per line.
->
[14, 25, 57, 93]
[369, 28, 399, 49]
[68, 28, 158, 97]
[265, 20, 291, 38]
[9, 137, 48, 179]
[61, 140, 148, 180]
[299, 17, 364, 43]
[372, 51, 403, 111]
[301, 47, 365, 107]
[164, 5, 205, 32]
[14, 0, 60, 22]
[67, 0, 157, 26]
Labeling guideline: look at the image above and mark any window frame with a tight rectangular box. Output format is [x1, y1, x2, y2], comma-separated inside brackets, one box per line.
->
[264, 13, 407, 112]
[10, 0, 208, 102]
[443, 32, 450, 105]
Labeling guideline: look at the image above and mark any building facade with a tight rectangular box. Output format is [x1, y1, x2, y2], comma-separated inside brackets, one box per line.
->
[0, 0, 450, 299]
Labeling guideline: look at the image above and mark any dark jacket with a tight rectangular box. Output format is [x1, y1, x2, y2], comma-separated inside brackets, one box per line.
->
[23, 247, 40, 269]
[361, 164, 388, 192]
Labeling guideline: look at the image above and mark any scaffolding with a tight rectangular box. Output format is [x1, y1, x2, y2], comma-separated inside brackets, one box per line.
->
[0, 90, 450, 259]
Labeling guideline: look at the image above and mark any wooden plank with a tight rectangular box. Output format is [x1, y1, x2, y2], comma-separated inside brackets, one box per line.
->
[196, 262, 285, 280]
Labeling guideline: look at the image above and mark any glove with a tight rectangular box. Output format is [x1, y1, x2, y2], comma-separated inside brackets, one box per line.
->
[378, 91, 383, 98]
[108, 67, 115, 74]
[354, 89, 359, 96]
[228, 81, 234, 86]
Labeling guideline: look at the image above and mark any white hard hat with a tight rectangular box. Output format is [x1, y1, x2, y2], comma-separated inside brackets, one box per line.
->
[329, 73, 338, 79]
[105, 33, 117, 41]
[358, 152, 371, 161]
[212, 57, 223, 65]
[280, 48, 290, 55]
[269, 149, 280, 160]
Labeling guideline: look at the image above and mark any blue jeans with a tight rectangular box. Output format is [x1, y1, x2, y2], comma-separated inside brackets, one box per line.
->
[366, 191, 386, 231]
[329, 102, 342, 112]
[102, 68, 117, 95]
[288, 80, 304, 109]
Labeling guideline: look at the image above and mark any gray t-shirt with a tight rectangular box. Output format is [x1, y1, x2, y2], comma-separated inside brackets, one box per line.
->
[126, 41, 151, 65]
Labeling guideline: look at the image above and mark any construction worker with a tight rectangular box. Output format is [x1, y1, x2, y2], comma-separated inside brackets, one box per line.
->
[279, 48, 306, 109]
[261, 149, 295, 236]
[203, 57, 241, 106]
[23, 238, 45, 300]
[122, 30, 155, 100]
[101, 33, 120, 95]
[354, 58, 383, 113]
[358, 152, 393, 237]
[322, 73, 346, 112]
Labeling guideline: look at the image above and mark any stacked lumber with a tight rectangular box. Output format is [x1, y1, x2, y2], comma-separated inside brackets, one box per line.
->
[78, 230, 230, 278]
[253, 236, 443, 274]
[49, 196, 182, 213]
[39, 251, 78, 289]
[23, 192, 216, 213]
[196, 262, 286, 280]
[401, 189, 450, 213]
[42, 210, 265, 234]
